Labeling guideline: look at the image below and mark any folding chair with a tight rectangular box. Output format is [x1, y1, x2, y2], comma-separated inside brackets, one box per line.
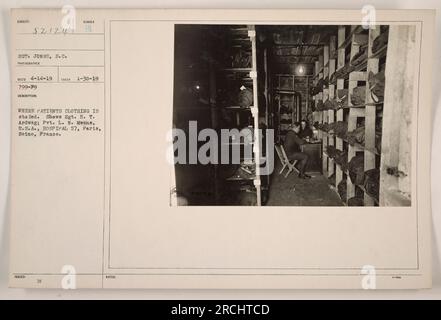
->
[275, 144, 299, 178]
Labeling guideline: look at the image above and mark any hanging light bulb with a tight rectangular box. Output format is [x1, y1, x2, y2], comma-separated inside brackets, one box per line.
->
[298, 65, 305, 75]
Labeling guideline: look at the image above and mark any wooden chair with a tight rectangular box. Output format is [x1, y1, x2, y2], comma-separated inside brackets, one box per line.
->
[275, 144, 299, 178]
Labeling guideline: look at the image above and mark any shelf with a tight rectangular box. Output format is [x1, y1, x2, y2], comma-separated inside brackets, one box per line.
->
[221, 68, 252, 72]
[318, 129, 380, 155]
[225, 175, 256, 181]
[223, 106, 251, 110]
[275, 89, 296, 94]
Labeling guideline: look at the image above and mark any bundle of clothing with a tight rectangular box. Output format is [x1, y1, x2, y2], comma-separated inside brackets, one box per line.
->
[347, 186, 366, 206]
[328, 121, 348, 139]
[325, 146, 348, 171]
[347, 197, 364, 206]
[350, 86, 366, 106]
[319, 122, 330, 132]
[326, 145, 338, 158]
[368, 71, 385, 102]
[347, 126, 366, 146]
[372, 26, 389, 54]
[323, 99, 339, 111]
[347, 125, 382, 153]
[238, 87, 253, 108]
[337, 179, 347, 201]
[363, 168, 380, 200]
[231, 50, 251, 68]
[350, 46, 368, 67]
[348, 155, 365, 185]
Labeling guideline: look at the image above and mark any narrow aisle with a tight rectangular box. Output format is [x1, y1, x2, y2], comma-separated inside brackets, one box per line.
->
[266, 161, 343, 206]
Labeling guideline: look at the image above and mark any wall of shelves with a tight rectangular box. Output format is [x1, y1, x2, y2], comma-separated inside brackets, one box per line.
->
[214, 25, 264, 206]
[312, 24, 411, 207]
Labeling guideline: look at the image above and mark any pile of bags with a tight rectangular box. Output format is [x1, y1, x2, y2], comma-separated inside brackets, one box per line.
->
[238, 87, 253, 108]
[331, 121, 348, 139]
[351, 86, 366, 106]
[326, 146, 348, 171]
[347, 126, 366, 146]
[323, 99, 340, 110]
[347, 125, 382, 153]
[348, 155, 365, 185]
[337, 179, 347, 201]
[364, 168, 380, 199]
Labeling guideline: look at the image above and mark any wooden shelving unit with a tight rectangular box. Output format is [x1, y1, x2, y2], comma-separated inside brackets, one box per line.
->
[313, 25, 393, 206]
[215, 25, 263, 206]
[274, 74, 296, 144]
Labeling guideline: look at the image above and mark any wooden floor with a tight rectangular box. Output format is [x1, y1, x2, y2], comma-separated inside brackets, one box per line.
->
[266, 161, 343, 206]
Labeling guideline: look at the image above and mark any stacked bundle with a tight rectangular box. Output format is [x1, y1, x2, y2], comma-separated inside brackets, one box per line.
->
[326, 145, 348, 171]
[347, 126, 382, 153]
[347, 126, 366, 146]
[364, 168, 380, 199]
[326, 145, 338, 158]
[332, 121, 348, 139]
[347, 197, 364, 206]
[238, 87, 253, 108]
[348, 186, 366, 206]
[351, 86, 366, 106]
[323, 99, 339, 110]
[368, 71, 385, 102]
[319, 123, 330, 132]
[337, 179, 347, 201]
[348, 155, 365, 185]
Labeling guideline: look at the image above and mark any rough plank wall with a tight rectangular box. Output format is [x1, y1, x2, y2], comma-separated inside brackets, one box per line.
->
[380, 25, 416, 205]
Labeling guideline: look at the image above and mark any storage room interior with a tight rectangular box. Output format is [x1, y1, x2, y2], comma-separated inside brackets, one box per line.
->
[171, 24, 414, 207]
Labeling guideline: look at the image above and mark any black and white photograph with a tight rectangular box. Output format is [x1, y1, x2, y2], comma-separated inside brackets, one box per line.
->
[172, 24, 416, 207]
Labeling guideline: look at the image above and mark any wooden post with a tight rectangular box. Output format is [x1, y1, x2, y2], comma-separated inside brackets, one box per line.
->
[363, 26, 381, 206]
[249, 25, 261, 206]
